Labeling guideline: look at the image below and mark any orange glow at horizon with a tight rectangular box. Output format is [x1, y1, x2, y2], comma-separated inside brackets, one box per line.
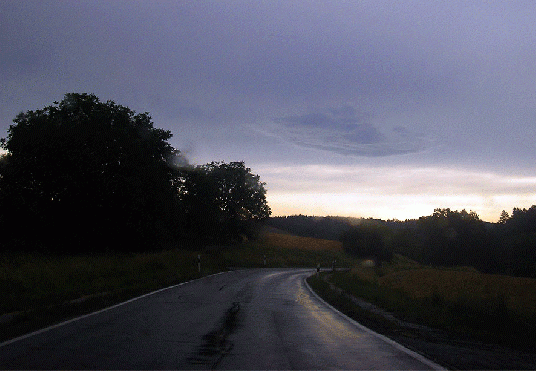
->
[266, 191, 536, 223]
[254, 164, 536, 223]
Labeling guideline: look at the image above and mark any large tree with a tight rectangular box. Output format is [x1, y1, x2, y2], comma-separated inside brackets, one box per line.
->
[0, 93, 181, 253]
[179, 161, 271, 243]
[417, 208, 487, 267]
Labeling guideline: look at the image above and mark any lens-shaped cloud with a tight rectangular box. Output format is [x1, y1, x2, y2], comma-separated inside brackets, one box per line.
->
[269, 106, 429, 157]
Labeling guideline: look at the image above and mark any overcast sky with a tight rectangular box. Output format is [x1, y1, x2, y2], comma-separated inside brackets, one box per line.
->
[2, 0, 536, 221]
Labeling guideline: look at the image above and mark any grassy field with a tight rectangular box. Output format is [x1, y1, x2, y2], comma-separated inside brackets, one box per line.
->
[239, 232, 352, 268]
[379, 267, 536, 320]
[1, 249, 202, 316]
[311, 255, 536, 349]
[0, 230, 355, 342]
[261, 232, 343, 251]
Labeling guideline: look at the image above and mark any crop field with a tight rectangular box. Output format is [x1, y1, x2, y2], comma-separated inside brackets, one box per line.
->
[378, 268, 536, 319]
[262, 232, 343, 251]
[222, 231, 354, 269]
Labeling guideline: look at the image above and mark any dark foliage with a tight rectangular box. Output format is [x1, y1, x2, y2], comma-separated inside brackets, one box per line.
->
[271, 209, 536, 278]
[490, 206, 536, 276]
[0, 93, 179, 253]
[340, 224, 393, 264]
[178, 162, 271, 243]
[416, 208, 488, 267]
[0, 94, 270, 254]
[388, 208, 536, 277]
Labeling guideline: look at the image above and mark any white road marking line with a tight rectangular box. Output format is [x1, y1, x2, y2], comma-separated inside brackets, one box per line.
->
[0, 271, 228, 348]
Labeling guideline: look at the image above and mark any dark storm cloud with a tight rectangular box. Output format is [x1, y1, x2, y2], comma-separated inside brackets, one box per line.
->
[271, 106, 428, 157]
[1, 0, 536, 169]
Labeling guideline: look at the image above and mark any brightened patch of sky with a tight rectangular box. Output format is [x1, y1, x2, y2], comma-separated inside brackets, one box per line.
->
[259, 165, 536, 222]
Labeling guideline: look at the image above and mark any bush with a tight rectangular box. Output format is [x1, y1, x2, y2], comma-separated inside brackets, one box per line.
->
[340, 225, 393, 264]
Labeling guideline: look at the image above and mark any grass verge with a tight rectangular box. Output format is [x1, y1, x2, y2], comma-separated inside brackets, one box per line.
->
[0, 248, 206, 342]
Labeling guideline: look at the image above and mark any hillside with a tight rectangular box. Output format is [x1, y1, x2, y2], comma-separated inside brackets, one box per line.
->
[267, 215, 363, 240]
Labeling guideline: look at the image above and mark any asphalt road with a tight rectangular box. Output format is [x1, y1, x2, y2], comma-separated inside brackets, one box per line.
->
[0, 268, 445, 370]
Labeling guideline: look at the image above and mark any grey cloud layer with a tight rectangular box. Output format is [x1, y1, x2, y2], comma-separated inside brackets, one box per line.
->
[1, 0, 536, 170]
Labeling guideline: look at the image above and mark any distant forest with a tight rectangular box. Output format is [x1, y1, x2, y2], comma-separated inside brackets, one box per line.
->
[268, 208, 536, 278]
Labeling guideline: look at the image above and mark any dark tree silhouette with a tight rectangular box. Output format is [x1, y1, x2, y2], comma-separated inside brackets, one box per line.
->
[494, 206, 536, 276]
[0, 93, 182, 253]
[179, 161, 271, 243]
[416, 208, 488, 268]
[340, 224, 393, 265]
[499, 210, 510, 224]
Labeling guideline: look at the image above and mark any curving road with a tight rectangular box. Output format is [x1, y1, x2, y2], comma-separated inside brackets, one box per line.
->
[0, 268, 444, 370]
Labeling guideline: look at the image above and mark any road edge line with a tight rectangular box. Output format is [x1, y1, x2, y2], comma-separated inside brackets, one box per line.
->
[302, 273, 447, 371]
[0, 271, 229, 348]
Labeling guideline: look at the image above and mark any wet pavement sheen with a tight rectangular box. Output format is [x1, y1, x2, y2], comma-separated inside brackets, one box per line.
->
[0, 268, 444, 369]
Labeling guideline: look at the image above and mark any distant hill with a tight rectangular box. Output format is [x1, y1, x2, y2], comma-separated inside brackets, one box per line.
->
[266, 215, 362, 241]
[266, 215, 414, 241]
[261, 225, 293, 235]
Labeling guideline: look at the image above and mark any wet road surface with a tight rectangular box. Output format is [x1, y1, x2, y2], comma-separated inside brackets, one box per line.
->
[0, 268, 444, 369]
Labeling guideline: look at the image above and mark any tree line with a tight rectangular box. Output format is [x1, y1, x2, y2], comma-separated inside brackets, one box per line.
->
[0, 93, 271, 255]
[269, 209, 536, 278]
[387, 208, 536, 277]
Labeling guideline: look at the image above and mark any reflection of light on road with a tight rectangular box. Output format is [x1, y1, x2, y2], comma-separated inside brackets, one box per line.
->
[295, 290, 309, 305]
[295, 283, 362, 347]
